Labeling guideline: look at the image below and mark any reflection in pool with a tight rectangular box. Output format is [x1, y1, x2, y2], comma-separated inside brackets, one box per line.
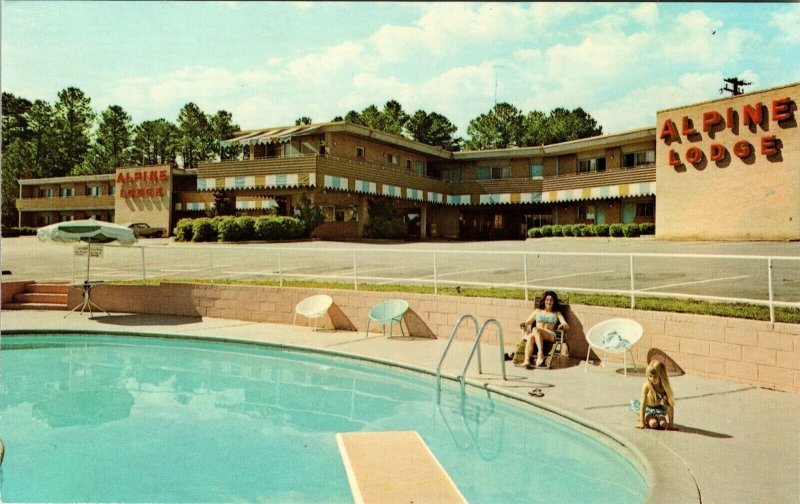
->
[0, 334, 647, 503]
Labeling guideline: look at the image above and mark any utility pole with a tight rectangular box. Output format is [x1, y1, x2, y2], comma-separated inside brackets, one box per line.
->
[720, 77, 752, 96]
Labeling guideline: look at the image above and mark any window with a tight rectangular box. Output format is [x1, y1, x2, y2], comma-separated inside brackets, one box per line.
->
[477, 166, 510, 180]
[60, 187, 75, 197]
[87, 186, 102, 196]
[622, 149, 655, 168]
[447, 169, 462, 182]
[322, 205, 358, 222]
[415, 161, 424, 176]
[636, 202, 655, 217]
[493, 214, 504, 229]
[578, 157, 606, 174]
[577, 204, 596, 221]
[406, 159, 412, 169]
[386, 154, 398, 165]
[530, 163, 544, 179]
[355, 146, 365, 158]
[110, 185, 115, 196]
[39, 188, 54, 198]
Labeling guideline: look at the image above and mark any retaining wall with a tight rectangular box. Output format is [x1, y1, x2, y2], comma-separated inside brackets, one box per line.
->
[67, 282, 800, 392]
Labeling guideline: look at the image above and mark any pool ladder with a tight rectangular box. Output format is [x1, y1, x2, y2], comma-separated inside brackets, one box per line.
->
[435, 315, 507, 402]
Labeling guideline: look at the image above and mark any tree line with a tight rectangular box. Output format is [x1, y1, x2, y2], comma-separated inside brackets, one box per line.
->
[1, 88, 240, 225]
[331, 100, 602, 151]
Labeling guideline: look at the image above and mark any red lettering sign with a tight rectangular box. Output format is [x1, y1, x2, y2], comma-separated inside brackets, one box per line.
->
[726, 107, 735, 129]
[702, 111, 723, 132]
[116, 173, 125, 184]
[668, 149, 681, 167]
[709, 144, 726, 161]
[733, 140, 751, 159]
[742, 102, 763, 127]
[681, 116, 696, 135]
[761, 135, 779, 156]
[686, 147, 704, 164]
[660, 119, 678, 142]
[772, 98, 793, 121]
[159, 170, 168, 182]
[155, 187, 163, 196]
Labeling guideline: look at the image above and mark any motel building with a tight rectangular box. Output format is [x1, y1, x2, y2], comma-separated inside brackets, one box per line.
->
[15, 82, 799, 241]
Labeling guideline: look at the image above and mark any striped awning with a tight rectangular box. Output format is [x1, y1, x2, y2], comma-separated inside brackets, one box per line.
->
[221, 125, 320, 147]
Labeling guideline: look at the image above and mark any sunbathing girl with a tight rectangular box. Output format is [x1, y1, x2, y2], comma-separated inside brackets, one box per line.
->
[633, 360, 676, 430]
[519, 291, 569, 368]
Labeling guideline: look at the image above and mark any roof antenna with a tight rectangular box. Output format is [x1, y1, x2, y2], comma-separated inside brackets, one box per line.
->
[719, 77, 752, 96]
[492, 64, 504, 106]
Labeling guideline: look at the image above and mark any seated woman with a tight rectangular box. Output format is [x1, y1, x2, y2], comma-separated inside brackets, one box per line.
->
[519, 290, 569, 368]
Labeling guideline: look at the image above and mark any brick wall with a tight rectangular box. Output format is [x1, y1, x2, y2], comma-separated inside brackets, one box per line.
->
[72, 283, 800, 392]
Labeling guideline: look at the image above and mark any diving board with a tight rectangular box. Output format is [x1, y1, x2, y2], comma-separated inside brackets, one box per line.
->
[336, 431, 467, 504]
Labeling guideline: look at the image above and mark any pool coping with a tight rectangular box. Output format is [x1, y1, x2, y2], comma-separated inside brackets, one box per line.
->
[2, 327, 699, 503]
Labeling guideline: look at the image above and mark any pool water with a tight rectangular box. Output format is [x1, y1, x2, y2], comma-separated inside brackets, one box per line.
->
[0, 334, 647, 503]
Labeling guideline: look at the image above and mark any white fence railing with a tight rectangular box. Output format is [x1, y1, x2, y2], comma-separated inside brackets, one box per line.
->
[87, 245, 800, 323]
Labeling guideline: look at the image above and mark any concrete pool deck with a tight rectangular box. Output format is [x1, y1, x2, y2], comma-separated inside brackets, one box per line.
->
[2, 310, 797, 504]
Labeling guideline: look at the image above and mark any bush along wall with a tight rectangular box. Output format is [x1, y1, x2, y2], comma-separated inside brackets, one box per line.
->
[527, 223, 652, 238]
[173, 215, 307, 242]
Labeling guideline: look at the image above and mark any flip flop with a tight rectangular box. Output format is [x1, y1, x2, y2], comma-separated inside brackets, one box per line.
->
[528, 388, 544, 397]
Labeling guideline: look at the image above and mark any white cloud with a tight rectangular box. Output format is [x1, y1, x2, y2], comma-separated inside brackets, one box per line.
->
[630, 3, 659, 25]
[770, 4, 800, 43]
[286, 41, 368, 83]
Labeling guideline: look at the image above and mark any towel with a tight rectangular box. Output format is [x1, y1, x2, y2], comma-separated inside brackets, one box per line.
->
[601, 330, 629, 349]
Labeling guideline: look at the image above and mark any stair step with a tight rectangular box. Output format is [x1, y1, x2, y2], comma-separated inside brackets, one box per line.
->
[14, 293, 68, 305]
[4, 303, 67, 311]
[27, 283, 70, 294]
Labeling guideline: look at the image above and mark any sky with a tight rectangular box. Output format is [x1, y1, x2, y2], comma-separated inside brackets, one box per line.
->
[2, 1, 800, 137]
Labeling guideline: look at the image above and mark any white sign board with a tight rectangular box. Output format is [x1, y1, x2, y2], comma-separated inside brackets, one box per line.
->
[74, 244, 104, 258]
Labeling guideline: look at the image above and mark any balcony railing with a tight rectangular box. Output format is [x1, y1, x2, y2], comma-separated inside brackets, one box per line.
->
[16, 195, 115, 211]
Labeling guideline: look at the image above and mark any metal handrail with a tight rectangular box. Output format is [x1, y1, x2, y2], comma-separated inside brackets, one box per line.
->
[458, 318, 507, 396]
[435, 314, 479, 403]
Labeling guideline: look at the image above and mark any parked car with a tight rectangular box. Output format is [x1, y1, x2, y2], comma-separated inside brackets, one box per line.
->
[126, 222, 166, 238]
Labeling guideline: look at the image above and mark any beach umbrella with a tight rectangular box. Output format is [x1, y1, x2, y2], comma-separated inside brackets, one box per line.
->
[37, 218, 137, 282]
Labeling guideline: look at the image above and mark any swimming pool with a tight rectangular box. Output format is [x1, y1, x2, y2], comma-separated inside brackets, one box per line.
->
[0, 333, 648, 503]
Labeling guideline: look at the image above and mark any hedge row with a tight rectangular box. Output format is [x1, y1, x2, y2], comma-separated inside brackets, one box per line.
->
[174, 216, 306, 242]
[527, 222, 655, 238]
[1, 226, 38, 237]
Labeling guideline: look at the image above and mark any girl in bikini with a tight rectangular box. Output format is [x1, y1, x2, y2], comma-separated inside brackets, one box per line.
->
[633, 360, 676, 430]
[519, 290, 569, 368]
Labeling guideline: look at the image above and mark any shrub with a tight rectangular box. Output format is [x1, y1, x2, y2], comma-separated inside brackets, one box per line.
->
[550, 224, 562, 236]
[192, 218, 218, 242]
[609, 223, 624, 237]
[622, 223, 641, 237]
[576, 224, 589, 237]
[217, 216, 243, 242]
[583, 225, 597, 237]
[294, 196, 325, 237]
[367, 217, 406, 239]
[254, 216, 304, 240]
[540, 225, 553, 237]
[639, 222, 655, 235]
[235, 216, 256, 241]
[594, 223, 610, 237]
[561, 225, 574, 237]
[530, 228, 543, 238]
[174, 218, 195, 242]
[572, 224, 586, 237]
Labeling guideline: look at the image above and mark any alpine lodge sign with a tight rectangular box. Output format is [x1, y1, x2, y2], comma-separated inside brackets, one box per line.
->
[660, 97, 794, 167]
[116, 169, 169, 198]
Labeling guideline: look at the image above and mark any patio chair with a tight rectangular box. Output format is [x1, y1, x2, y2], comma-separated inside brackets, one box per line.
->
[515, 320, 568, 369]
[293, 294, 333, 331]
[365, 299, 409, 338]
[584, 318, 643, 376]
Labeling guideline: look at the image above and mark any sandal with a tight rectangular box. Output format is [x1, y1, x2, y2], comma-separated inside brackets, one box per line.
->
[528, 388, 545, 397]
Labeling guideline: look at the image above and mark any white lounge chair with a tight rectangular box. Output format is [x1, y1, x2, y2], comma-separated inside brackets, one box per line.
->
[293, 294, 333, 331]
[584, 318, 643, 376]
[365, 299, 409, 338]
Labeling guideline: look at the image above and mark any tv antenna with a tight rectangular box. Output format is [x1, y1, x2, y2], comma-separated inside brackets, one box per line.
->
[492, 64, 505, 106]
[719, 77, 752, 96]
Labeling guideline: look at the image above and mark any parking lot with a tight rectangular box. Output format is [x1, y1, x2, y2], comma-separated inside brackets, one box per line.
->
[4, 236, 799, 307]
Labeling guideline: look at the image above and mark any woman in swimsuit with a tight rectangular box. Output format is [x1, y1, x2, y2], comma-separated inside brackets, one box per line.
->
[519, 290, 569, 368]
[634, 360, 676, 430]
